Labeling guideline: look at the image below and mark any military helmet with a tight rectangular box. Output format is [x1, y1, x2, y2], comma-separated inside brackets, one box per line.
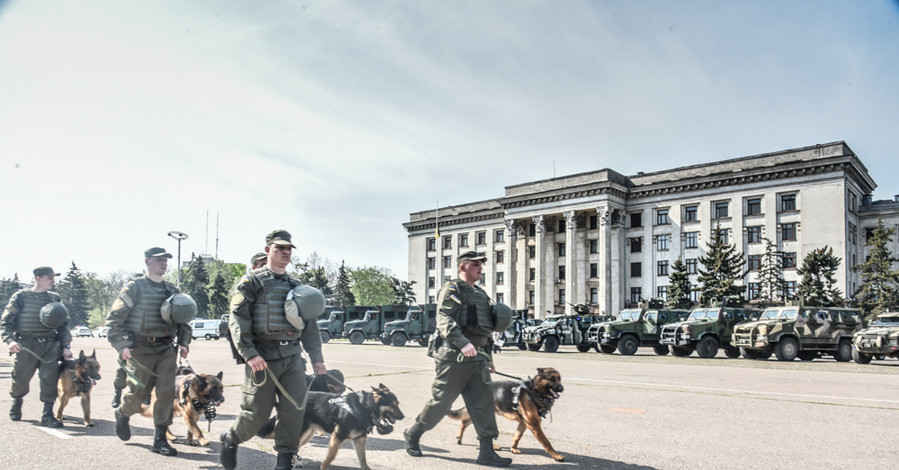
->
[284, 285, 326, 330]
[160, 293, 198, 325]
[39, 302, 69, 329]
[492, 303, 514, 332]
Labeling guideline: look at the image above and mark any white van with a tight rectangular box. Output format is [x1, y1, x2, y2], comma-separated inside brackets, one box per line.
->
[189, 319, 222, 340]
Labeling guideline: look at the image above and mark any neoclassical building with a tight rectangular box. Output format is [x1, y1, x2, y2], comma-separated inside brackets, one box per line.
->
[404, 141, 899, 318]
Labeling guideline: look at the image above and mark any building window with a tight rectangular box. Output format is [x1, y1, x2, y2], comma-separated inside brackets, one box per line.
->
[631, 262, 642, 277]
[528, 246, 536, 259]
[558, 243, 566, 257]
[495, 250, 504, 264]
[630, 287, 642, 304]
[714, 201, 729, 219]
[459, 233, 469, 247]
[528, 290, 535, 305]
[558, 219, 566, 233]
[443, 235, 452, 249]
[496, 272, 504, 285]
[685, 232, 698, 249]
[589, 215, 598, 230]
[746, 197, 762, 216]
[558, 265, 566, 281]
[657, 286, 668, 301]
[496, 293, 504, 304]
[630, 237, 642, 253]
[657, 234, 670, 251]
[428, 295, 435, 303]
[717, 229, 730, 245]
[590, 287, 598, 304]
[748, 255, 761, 271]
[528, 223, 536, 237]
[848, 222, 857, 245]
[684, 205, 698, 222]
[443, 256, 451, 268]
[426, 257, 435, 269]
[590, 263, 598, 278]
[865, 227, 875, 241]
[656, 208, 670, 225]
[494, 229, 504, 243]
[783, 252, 797, 269]
[479, 274, 486, 286]
[784, 281, 798, 299]
[428, 277, 435, 288]
[589, 239, 598, 254]
[444, 275, 451, 283]
[630, 212, 642, 228]
[748, 283, 760, 300]
[782, 223, 797, 241]
[559, 289, 566, 304]
[780, 194, 797, 212]
[686, 258, 698, 274]
[747, 226, 762, 244]
[476, 231, 486, 245]
[427, 238, 436, 251]
[657, 260, 669, 276]
[529, 268, 536, 281]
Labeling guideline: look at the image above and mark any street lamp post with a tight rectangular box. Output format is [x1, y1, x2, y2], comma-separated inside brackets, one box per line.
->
[167, 231, 188, 288]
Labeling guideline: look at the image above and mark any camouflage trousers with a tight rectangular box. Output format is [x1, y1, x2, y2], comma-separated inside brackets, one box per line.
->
[415, 359, 498, 440]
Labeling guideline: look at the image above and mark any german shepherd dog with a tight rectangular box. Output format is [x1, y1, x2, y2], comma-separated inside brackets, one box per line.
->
[257, 383, 404, 470]
[448, 367, 565, 462]
[141, 368, 225, 446]
[56, 349, 102, 427]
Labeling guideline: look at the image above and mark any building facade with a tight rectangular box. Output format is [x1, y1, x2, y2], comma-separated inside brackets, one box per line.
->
[404, 142, 899, 318]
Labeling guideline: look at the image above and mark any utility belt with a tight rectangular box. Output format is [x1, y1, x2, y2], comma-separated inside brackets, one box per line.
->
[17, 334, 58, 343]
[255, 338, 301, 347]
[132, 334, 172, 345]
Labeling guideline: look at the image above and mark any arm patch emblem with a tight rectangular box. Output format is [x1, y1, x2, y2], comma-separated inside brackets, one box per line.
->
[449, 294, 462, 305]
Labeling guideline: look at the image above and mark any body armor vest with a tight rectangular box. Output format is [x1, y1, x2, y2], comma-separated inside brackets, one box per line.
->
[251, 270, 300, 340]
[123, 277, 176, 337]
[14, 290, 61, 338]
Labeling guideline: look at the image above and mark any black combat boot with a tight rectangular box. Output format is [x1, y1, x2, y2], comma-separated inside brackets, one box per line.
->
[111, 386, 123, 408]
[220, 430, 239, 470]
[476, 437, 512, 467]
[114, 408, 131, 441]
[404, 423, 424, 457]
[40, 401, 63, 428]
[151, 425, 177, 456]
[9, 397, 23, 421]
[275, 452, 293, 470]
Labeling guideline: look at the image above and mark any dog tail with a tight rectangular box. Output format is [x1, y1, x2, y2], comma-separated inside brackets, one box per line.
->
[256, 416, 276, 439]
[446, 408, 467, 421]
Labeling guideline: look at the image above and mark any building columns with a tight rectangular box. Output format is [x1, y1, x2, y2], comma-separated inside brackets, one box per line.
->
[532, 215, 545, 318]
[563, 211, 576, 315]
[597, 206, 613, 316]
[504, 219, 519, 309]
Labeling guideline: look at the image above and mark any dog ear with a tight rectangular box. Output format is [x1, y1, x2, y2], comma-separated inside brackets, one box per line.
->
[90, 349, 96, 358]
[536, 367, 546, 376]
[217, 371, 223, 379]
[79, 350, 85, 359]
[378, 383, 387, 390]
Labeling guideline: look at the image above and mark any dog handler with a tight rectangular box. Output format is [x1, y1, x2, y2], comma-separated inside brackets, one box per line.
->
[404, 250, 513, 467]
[2, 266, 73, 427]
[107, 247, 193, 456]
[220, 230, 328, 470]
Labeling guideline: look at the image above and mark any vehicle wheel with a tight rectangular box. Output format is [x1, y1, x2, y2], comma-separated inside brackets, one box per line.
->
[798, 351, 818, 361]
[543, 336, 560, 353]
[740, 347, 761, 360]
[418, 337, 430, 347]
[379, 337, 390, 345]
[527, 342, 541, 351]
[653, 345, 669, 356]
[833, 339, 852, 362]
[671, 345, 693, 357]
[774, 337, 798, 361]
[349, 331, 365, 345]
[697, 336, 720, 358]
[723, 347, 741, 358]
[391, 332, 408, 347]
[517, 344, 526, 350]
[320, 331, 331, 343]
[599, 344, 617, 354]
[576, 344, 591, 353]
[205, 333, 213, 341]
[875, 354, 885, 360]
[852, 347, 872, 364]
[617, 336, 639, 355]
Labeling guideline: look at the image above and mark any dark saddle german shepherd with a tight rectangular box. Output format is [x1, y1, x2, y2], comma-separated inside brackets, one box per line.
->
[258, 383, 404, 470]
[448, 367, 566, 462]
[56, 349, 102, 427]
[141, 367, 225, 446]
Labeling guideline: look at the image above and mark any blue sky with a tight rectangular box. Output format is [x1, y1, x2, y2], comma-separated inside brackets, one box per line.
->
[1, 0, 897, 281]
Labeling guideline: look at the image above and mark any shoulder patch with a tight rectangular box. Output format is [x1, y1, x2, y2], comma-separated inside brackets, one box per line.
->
[448, 284, 457, 292]
[449, 294, 462, 305]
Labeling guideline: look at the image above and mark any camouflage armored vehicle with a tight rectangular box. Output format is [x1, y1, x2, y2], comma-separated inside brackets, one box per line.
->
[852, 312, 899, 364]
[496, 313, 539, 350]
[586, 314, 621, 353]
[522, 308, 614, 353]
[343, 305, 408, 344]
[597, 300, 689, 355]
[317, 306, 370, 343]
[732, 305, 863, 361]
[659, 304, 754, 358]
[381, 304, 437, 347]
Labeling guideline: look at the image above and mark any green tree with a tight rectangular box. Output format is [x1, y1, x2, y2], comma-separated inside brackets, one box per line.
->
[293, 262, 333, 298]
[756, 238, 787, 306]
[333, 261, 355, 308]
[182, 254, 211, 318]
[208, 272, 230, 317]
[797, 246, 844, 307]
[391, 277, 417, 306]
[853, 219, 899, 319]
[667, 258, 692, 309]
[697, 224, 746, 306]
[57, 262, 90, 326]
[205, 260, 246, 290]
[349, 267, 396, 306]
[0, 274, 22, 308]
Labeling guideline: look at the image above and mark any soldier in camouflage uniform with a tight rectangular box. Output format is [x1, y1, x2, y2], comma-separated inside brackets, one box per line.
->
[107, 247, 192, 457]
[220, 230, 328, 470]
[250, 252, 267, 271]
[2, 267, 73, 427]
[404, 251, 512, 468]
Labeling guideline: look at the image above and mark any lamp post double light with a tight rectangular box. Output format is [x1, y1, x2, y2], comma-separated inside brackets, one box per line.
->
[167, 230, 188, 288]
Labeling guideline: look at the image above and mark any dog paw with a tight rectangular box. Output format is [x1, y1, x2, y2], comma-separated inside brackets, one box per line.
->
[551, 453, 565, 462]
[85, 423, 94, 428]
[509, 447, 522, 455]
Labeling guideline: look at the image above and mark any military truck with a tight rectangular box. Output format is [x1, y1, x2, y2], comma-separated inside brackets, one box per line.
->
[659, 304, 754, 358]
[317, 306, 370, 343]
[852, 311, 899, 364]
[496, 312, 539, 350]
[732, 305, 863, 361]
[586, 314, 621, 353]
[381, 304, 437, 347]
[597, 300, 690, 355]
[343, 305, 408, 344]
[522, 310, 614, 353]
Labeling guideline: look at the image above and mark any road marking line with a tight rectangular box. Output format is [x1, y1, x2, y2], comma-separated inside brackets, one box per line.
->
[37, 427, 73, 439]
[571, 377, 899, 405]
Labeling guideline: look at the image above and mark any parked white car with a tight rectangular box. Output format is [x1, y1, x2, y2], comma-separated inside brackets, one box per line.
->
[93, 326, 109, 338]
[71, 326, 92, 338]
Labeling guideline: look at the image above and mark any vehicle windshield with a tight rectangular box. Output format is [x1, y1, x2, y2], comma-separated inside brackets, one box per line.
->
[363, 312, 375, 321]
[760, 308, 781, 320]
[328, 312, 340, 321]
[687, 309, 712, 321]
[874, 315, 899, 325]
[618, 309, 641, 321]
[541, 316, 563, 325]
[781, 309, 798, 320]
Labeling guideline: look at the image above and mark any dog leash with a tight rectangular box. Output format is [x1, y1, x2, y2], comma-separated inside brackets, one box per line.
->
[15, 345, 58, 365]
[118, 357, 166, 389]
[456, 350, 523, 381]
[251, 368, 316, 412]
